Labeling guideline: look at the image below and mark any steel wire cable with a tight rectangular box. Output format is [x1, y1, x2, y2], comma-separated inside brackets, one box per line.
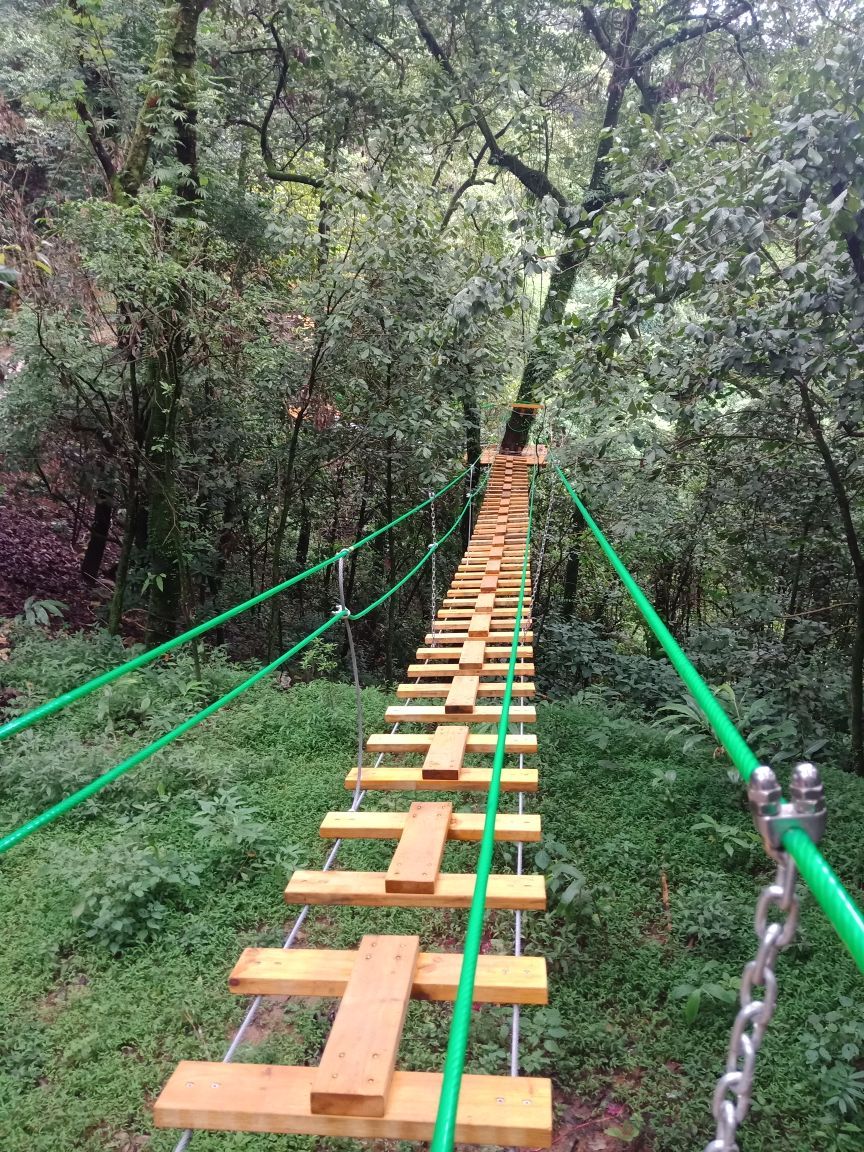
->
[0, 459, 481, 742]
[430, 460, 539, 1152]
[171, 478, 465, 1152]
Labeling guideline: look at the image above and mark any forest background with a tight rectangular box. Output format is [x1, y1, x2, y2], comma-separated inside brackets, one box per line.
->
[2, 0, 864, 1149]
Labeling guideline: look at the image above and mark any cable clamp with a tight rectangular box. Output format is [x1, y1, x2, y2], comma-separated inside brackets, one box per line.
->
[333, 603, 351, 619]
[748, 762, 826, 862]
[427, 541, 439, 552]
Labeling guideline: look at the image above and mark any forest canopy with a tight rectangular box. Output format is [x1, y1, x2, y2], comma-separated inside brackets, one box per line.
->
[1, 0, 864, 773]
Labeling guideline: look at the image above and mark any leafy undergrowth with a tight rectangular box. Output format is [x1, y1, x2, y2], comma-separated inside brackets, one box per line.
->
[1, 632, 864, 1151]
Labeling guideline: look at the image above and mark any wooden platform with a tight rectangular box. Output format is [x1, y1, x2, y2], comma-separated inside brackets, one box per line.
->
[153, 451, 552, 1148]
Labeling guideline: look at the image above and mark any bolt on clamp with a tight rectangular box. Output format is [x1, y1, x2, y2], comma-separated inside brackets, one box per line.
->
[748, 762, 827, 861]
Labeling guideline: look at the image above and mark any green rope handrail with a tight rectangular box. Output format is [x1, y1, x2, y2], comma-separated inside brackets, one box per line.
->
[0, 459, 480, 743]
[0, 475, 489, 856]
[430, 460, 538, 1152]
[554, 460, 864, 975]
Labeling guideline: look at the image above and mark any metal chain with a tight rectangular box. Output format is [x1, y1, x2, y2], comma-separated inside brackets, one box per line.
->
[429, 489, 438, 638]
[337, 554, 366, 807]
[703, 854, 799, 1152]
[704, 760, 825, 1152]
[468, 461, 476, 540]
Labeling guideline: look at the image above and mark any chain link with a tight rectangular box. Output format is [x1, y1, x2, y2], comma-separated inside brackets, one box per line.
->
[703, 854, 799, 1152]
[428, 490, 438, 640]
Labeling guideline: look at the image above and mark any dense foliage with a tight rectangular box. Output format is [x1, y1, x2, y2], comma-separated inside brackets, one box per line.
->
[2, 644, 864, 1151]
[2, 0, 863, 769]
[2, 3, 864, 1147]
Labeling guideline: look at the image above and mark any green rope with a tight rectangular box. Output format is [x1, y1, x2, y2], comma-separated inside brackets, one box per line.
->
[0, 475, 489, 856]
[554, 460, 864, 975]
[0, 459, 479, 743]
[0, 613, 344, 856]
[352, 471, 489, 621]
[430, 462, 538, 1152]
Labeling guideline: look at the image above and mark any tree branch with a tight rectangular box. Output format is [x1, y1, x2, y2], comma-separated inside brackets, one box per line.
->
[633, 5, 751, 68]
[258, 19, 324, 188]
[73, 98, 116, 186]
[404, 0, 573, 217]
[579, 6, 614, 58]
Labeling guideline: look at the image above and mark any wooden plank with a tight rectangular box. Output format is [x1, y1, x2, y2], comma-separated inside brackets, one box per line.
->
[397, 681, 535, 699]
[469, 611, 493, 638]
[154, 1063, 552, 1147]
[434, 613, 532, 626]
[444, 674, 479, 712]
[385, 704, 536, 724]
[458, 639, 486, 671]
[344, 765, 538, 792]
[406, 662, 535, 676]
[421, 724, 469, 780]
[438, 619, 532, 630]
[367, 732, 537, 756]
[386, 802, 451, 893]
[284, 870, 546, 910]
[475, 592, 495, 610]
[319, 811, 541, 843]
[454, 577, 524, 586]
[424, 632, 533, 645]
[416, 645, 532, 659]
[443, 598, 526, 609]
[229, 947, 548, 1003]
[311, 934, 418, 1116]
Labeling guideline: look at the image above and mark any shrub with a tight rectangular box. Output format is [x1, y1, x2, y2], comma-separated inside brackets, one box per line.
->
[670, 872, 738, 947]
[68, 839, 203, 953]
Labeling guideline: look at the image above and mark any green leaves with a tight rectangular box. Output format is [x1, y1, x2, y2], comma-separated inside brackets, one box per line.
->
[670, 961, 738, 1024]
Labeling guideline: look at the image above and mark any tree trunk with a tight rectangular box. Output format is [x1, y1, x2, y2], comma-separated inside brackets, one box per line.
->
[108, 476, 137, 635]
[502, 66, 631, 452]
[266, 406, 307, 658]
[798, 378, 864, 774]
[561, 503, 587, 620]
[144, 353, 184, 646]
[783, 509, 812, 645]
[346, 471, 372, 607]
[853, 587, 864, 776]
[81, 476, 114, 585]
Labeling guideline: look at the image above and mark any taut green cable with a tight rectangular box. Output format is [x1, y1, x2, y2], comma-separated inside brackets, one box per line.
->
[554, 460, 864, 975]
[0, 477, 490, 856]
[430, 463, 537, 1152]
[0, 459, 479, 742]
[352, 471, 489, 620]
[0, 614, 344, 856]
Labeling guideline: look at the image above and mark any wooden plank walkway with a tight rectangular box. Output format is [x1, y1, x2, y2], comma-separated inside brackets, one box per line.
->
[154, 452, 552, 1147]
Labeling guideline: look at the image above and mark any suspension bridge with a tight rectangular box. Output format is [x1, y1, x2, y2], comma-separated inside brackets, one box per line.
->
[2, 426, 864, 1152]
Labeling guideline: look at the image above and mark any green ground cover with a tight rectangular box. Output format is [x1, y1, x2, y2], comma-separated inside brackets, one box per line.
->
[1, 632, 863, 1151]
